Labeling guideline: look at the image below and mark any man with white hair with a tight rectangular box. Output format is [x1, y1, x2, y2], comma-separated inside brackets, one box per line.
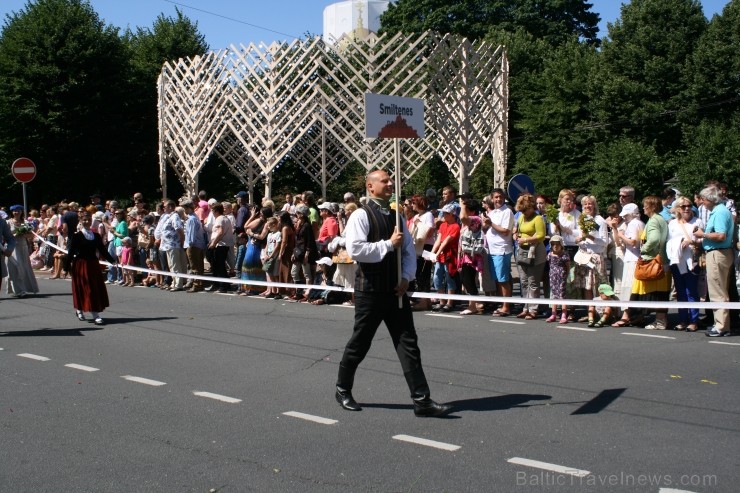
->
[694, 185, 734, 337]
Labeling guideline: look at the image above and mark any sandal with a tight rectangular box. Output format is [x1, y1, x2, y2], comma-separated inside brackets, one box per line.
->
[460, 309, 474, 315]
[546, 315, 557, 323]
[674, 324, 687, 331]
[593, 318, 606, 328]
[524, 313, 536, 320]
[516, 312, 528, 319]
[611, 319, 630, 327]
[686, 324, 698, 332]
[311, 299, 325, 305]
[441, 305, 453, 312]
[492, 310, 510, 317]
[587, 319, 596, 327]
[559, 315, 568, 324]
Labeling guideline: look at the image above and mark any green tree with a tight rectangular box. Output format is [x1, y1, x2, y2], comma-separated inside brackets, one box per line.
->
[675, 1, 740, 195]
[380, 0, 600, 45]
[675, 115, 740, 196]
[124, 8, 209, 200]
[402, 155, 455, 199]
[0, 0, 129, 204]
[682, 0, 739, 124]
[587, 137, 665, 207]
[513, 39, 600, 199]
[591, 0, 707, 156]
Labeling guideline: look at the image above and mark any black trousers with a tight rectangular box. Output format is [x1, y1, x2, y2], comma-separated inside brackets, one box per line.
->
[337, 291, 430, 399]
[212, 246, 230, 289]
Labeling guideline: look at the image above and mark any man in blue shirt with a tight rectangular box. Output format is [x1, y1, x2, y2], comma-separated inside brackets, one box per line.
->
[695, 185, 734, 337]
[181, 199, 207, 293]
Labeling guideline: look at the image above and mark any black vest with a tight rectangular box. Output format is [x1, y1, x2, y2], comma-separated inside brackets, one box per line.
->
[355, 200, 398, 293]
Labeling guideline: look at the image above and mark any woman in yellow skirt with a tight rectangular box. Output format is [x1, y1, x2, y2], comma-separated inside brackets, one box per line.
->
[628, 196, 672, 329]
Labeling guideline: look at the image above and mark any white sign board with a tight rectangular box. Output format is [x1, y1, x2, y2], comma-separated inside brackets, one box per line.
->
[364, 93, 425, 139]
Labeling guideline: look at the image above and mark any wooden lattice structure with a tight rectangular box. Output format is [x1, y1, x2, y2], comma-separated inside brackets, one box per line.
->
[158, 31, 508, 199]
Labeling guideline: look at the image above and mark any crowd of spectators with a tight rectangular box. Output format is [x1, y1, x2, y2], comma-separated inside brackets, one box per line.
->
[1, 179, 738, 336]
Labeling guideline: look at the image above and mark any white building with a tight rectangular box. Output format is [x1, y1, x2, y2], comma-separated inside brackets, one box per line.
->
[323, 0, 390, 43]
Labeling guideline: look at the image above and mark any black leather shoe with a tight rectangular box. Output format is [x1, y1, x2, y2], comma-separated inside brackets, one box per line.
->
[335, 389, 361, 411]
[413, 398, 453, 417]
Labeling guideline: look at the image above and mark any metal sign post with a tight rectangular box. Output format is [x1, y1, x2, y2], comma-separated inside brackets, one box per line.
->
[11, 157, 37, 214]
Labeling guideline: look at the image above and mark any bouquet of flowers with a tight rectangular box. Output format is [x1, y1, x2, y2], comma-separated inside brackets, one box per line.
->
[578, 214, 597, 236]
[13, 221, 34, 237]
[544, 204, 559, 223]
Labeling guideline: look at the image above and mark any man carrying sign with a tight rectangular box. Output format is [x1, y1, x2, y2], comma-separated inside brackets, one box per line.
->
[334, 170, 453, 417]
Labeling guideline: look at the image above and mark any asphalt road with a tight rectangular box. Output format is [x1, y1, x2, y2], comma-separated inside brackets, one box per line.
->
[1, 277, 738, 492]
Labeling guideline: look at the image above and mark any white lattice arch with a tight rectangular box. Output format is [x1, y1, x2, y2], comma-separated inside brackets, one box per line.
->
[158, 32, 508, 198]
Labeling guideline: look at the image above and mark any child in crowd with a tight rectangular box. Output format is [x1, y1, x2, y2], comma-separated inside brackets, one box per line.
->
[261, 217, 281, 298]
[308, 257, 337, 305]
[120, 237, 135, 287]
[30, 242, 45, 270]
[141, 258, 159, 287]
[588, 284, 621, 327]
[546, 235, 570, 324]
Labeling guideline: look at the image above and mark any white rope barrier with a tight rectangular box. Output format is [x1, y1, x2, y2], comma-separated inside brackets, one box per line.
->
[33, 232, 740, 310]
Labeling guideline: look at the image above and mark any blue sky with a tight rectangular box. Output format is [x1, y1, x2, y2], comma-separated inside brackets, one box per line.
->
[0, 0, 731, 49]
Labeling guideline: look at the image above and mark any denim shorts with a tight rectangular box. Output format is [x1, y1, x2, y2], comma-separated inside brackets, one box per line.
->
[489, 253, 512, 282]
[433, 262, 457, 291]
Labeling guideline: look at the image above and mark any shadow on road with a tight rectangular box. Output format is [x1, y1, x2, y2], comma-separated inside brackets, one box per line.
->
[361, 393, 551, 417]
[105, 316, 178, 324]
[0, 317, 178, 336]
[0, 327, 104, 337]
[449, 393, 552, 412]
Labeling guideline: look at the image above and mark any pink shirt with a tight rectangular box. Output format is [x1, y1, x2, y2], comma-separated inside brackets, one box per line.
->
[195, 201, 210, 222]
[120, 246, 133, 265]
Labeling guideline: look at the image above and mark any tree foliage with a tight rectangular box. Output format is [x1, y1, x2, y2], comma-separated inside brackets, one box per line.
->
[123, 9, 209, 200]
[513, 39, 599, 199]
[380, 0, 600, 45]
[592, 0, 707, 155]
[0, 0, 129, 204]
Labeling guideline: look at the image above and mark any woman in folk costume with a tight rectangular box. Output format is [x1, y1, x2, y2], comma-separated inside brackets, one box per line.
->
[65, 210, 116, 325]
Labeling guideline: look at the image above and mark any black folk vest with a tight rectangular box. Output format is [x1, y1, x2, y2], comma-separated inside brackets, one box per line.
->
[355, 200, 399, 293]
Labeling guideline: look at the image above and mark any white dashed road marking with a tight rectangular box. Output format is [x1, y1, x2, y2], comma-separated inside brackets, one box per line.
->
[708, 341, 740, 346]
[507, 457, 590, 477]
[283, 411, 337, 425]
[193, 391, 241, 404]
[427, 313, 463, 319]
[621, 332, 675, 340]
[392, 434, 460, 451]
[489, 319, 525, 325]
[17, 353, 50, 361]
[659, 489, 699, 493]
[556, 326, 596, 332]
[65, 363, 100, 372]
[121, 375, 167, 386]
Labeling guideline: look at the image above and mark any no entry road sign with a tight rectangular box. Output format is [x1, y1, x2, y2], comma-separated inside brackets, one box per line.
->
[11, 157, 37, 183]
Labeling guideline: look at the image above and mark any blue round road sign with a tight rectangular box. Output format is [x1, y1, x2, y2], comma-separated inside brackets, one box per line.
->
[507, 174, 535, 202]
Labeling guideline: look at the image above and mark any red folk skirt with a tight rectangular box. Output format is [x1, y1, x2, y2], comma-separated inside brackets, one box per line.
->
[71, 258, 110, 313]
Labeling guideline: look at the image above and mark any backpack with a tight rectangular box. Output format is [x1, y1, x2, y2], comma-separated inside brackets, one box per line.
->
[461, 228, 485, 256]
